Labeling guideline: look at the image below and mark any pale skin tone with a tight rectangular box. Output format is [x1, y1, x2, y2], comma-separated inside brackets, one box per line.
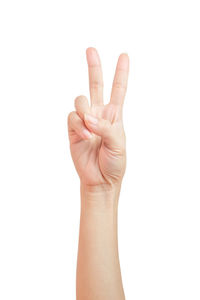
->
[67, 47, 129, 300]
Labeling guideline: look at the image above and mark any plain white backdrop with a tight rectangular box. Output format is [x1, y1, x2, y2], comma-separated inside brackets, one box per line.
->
[0, 0, 200, 299]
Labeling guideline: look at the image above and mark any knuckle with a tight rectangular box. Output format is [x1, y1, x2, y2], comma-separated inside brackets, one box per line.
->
[90, 81, 104, 90]
[74, 95, 88, 110]
[75, 94, 86, 100]
[74, 95, 86, 104]
[113, 81, 127, 91]
[67, 111, 76, 124]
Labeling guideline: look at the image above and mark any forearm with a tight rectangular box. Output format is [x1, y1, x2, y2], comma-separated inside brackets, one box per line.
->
[76, 183, 125, 300]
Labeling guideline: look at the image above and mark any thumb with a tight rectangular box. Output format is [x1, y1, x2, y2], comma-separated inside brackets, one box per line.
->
[84, 113, 115, 147]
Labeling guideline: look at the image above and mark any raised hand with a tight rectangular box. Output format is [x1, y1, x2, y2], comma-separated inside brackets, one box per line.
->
[67, 47, 129, 190]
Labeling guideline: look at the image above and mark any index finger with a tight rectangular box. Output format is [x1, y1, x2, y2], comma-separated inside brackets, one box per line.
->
[109, 53, 129, 106]
[86, 47, 104, 106]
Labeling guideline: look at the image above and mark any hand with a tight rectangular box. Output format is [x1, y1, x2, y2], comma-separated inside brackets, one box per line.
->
[67, 47, 129, 191]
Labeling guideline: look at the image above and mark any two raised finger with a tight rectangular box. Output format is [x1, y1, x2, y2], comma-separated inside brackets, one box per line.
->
[86, 48, 129, 108]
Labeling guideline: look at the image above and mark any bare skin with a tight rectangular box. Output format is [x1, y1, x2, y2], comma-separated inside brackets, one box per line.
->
[67, 47, 129, 300]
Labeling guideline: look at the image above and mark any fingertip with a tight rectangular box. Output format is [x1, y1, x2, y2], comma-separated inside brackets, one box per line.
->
[120, 52, 129, 57]
[117, 53, 129, 70]
[86, 47, 100, 66]
[86, 46, 96, 53]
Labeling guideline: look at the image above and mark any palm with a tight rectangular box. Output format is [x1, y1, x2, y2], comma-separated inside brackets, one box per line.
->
[68, 48, 129, 187]
[69, 103, 125, 186]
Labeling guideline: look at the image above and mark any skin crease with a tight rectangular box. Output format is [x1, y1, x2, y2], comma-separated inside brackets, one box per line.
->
[67, 47, 129, 300]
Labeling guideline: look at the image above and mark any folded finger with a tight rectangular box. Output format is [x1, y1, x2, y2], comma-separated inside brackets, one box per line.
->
[68, 111, 93, 140]
[74, 95, 90, 120]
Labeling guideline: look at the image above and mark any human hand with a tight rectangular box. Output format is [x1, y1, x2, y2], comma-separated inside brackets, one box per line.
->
[67, 47, 129, 191]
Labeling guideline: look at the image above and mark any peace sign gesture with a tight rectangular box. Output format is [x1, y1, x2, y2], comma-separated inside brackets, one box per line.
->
[68, 47, 129, 192]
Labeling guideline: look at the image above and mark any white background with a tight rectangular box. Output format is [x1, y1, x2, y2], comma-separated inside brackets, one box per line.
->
[0, 0, 200, 299]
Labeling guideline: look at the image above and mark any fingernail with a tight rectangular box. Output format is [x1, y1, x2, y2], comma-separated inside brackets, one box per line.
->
[82, 129, 93, 139]
[84, 113, 98, 125]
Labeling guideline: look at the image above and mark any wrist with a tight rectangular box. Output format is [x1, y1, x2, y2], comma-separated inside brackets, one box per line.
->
[80, 182, 122, 211]
[81, 181, 122, 193]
